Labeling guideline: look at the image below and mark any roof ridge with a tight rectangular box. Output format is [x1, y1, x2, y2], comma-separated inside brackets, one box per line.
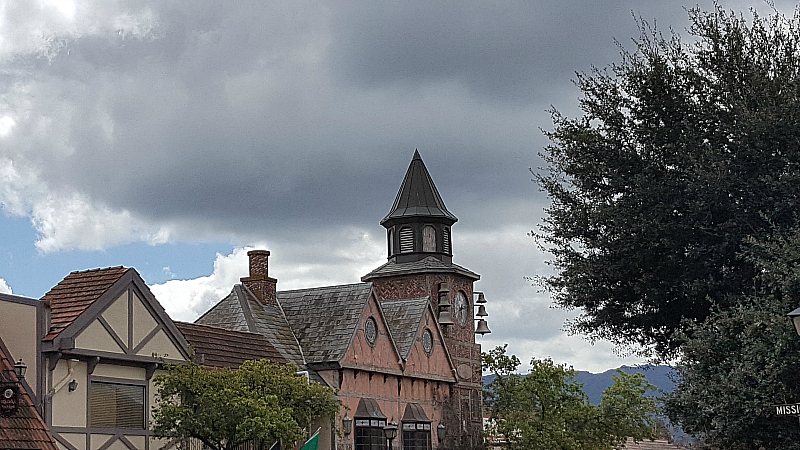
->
[277, 281, 371, 294]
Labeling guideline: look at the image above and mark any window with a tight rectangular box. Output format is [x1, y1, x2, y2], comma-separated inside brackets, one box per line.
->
[365, 317, 378, 345]
[471, 389, 482, 419]
[90, 381, 145, 429]
[422, 226, 436, 252]
[388, 229, 394, 256]
[421, 328, 433, 355]
[355, 419, 387, 450]
[402, 422, 431, 450]
[443, 227, 450, 254]
[399, 227, 414, 253]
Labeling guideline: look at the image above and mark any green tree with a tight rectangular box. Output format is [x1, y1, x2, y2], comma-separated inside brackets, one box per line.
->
[664, 230, 800, 449]
[482, 345, 656, 450]
[151, 360, 341, 450]
[536, 5, 800, 359]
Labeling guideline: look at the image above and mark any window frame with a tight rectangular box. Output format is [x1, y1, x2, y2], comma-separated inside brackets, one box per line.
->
[88, 376, 148, 431]
[355, 418, 387, 450]
[401, 422, 432, 450]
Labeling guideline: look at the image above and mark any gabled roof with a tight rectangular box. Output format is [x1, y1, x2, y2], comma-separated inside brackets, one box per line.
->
[381, 150, 457, 226]
[42, 267, 131, 341]
[278, 283, 374, 363]
[195, 285, 305, 366]
[381, 298, 429, 360]
[175, 322, 286, 368]
[41, 267, 191, 362]
[0, 338, 59, 450]
[194, 286, 252, 333]
[362, 256, 480, 281]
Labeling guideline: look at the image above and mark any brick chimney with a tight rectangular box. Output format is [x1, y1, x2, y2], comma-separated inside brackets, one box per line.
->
[240, 250, 277, 306]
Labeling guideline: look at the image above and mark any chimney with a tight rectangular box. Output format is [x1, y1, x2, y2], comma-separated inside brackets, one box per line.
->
[241, 250, 277, 306]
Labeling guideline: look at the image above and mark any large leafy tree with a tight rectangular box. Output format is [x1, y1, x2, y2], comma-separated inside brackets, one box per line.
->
[664, 231, 800, 449]
[151, 360, 341, 450]
[537, 5, 800, 358]
[482, 345, 656, 450]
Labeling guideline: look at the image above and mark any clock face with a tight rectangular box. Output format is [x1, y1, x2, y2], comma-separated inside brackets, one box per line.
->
[453, 291, 469, 326]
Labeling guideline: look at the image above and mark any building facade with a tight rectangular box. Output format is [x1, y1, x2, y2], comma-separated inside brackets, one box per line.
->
[196, 151, 489, 450]
[0, 269, 192, 450]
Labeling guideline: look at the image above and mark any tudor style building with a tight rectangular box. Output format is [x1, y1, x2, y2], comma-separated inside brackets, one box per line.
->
[0, 269, 192, 450]
[195, 151, 489, 450]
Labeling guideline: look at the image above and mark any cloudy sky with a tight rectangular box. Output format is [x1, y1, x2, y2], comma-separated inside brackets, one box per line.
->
[0, 0, 793, 373]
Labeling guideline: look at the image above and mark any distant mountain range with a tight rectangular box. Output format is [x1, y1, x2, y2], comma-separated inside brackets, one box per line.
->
[483, 365, 678, 405]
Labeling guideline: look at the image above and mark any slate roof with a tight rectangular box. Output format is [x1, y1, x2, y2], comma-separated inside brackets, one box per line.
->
[0, 338, 59, 450]
[381, 298, 429, 360]
[381, 150, 457, 226]
[195, 285, 305, 366]
[362, 256, 480, 281]
[195, 286, 251, 332]
[42, 266, 131, 341]
[278, 283, 373, 363]
[175, 322, 286, 368]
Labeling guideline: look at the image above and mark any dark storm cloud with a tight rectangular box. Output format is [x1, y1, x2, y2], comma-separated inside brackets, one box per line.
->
[0, 0, 661, 240]
[328, 0, 693, 103]
[6, 0, 793, 240]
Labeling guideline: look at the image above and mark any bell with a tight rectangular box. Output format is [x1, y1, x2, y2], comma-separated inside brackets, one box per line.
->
[438, 309, 455, 326]
[438, 282, 450, 294]
[476, 305, 488, 317]
[476, 292, 486, 304]
[475, 319, 491, 335]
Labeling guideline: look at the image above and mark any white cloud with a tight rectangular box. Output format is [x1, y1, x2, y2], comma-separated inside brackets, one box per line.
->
[0, 278, 11, 294]
[0, 157, 173, 253]
[149, 246, 255, 322]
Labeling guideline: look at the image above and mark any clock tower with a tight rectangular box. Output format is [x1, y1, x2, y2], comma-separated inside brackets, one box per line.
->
[363, 150, 486, 450]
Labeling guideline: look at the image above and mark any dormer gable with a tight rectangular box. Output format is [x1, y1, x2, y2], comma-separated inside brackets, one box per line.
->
[341, 291, 404, 374]
[382, 298, 457, 382]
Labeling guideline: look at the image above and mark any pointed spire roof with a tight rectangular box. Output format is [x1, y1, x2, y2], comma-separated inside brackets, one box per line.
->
[381, 150, 457, 226]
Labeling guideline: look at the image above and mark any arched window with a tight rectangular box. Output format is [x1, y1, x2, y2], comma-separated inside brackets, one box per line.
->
[399, 227, 414, 253]
[422, 226, 436, 252]
[388, 229, 395, 256]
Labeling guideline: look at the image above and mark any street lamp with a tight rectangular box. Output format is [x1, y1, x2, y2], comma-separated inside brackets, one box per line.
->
[383, 421, 398, 450]
[789, 307, 800, 336]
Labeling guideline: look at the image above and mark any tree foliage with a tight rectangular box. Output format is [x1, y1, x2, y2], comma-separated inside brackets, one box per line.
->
[151, 360, 341, 450]
[482, 345, 656, 450]
[536, 4, 800, 358]
[664, 230, 800, 449]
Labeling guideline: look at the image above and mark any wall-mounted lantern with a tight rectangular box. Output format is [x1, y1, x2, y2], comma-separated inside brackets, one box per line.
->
[13, 359, 26, 381]
[342, 414, 353, 436]
[437, 423, 446, 443]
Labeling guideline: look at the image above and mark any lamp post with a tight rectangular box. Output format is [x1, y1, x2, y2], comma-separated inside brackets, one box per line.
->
[383, 421, 398, 450]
